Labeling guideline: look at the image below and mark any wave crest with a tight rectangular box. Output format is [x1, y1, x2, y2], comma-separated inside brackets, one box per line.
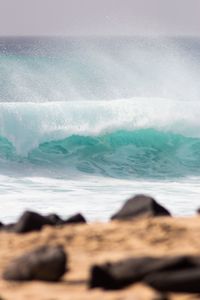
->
[0, 98, 200, 155]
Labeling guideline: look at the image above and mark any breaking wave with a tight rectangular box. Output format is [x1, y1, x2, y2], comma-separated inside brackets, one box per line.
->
[1, 98, 200, 178]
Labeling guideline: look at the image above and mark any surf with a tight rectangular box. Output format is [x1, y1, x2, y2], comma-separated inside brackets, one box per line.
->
[0, 98, 200, 178]
[1, 37, 200, 221]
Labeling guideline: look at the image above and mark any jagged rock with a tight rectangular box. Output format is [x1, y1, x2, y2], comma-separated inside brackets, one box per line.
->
[111, 194, 171, 220]
[89, 256, 200, 290]
[12, 211, 54, 233]
[64, 213, 86, 224]
[3, 245, 67, 281]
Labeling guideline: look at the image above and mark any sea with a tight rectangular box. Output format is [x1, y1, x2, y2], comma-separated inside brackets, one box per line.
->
[0, 36, 200, 223]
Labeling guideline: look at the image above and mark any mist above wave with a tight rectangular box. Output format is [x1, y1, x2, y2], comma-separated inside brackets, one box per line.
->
[0, 37, 200, 102]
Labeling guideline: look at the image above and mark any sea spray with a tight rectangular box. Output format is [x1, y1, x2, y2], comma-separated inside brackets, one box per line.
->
[1, 37, 200, 102]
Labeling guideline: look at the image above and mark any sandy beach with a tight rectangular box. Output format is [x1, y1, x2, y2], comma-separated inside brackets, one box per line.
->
[0, 215, 200, 299]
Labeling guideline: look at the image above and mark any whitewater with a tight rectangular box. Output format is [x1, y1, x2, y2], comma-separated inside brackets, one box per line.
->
[0, 37, 200, 222]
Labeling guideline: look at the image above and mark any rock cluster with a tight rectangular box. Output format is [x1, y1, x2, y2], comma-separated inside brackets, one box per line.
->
[1, 193, 200, 297]
[0, 211, 86, 233]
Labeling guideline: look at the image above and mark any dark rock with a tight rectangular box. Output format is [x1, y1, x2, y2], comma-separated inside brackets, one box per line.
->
[3, 245, 67, 281]
[12, 211, 54, 233]
[64, 213, 86, 224]
[46, 213, 64, 225]
[89, 256, 200, 290]
[1, 211, 87, 233]
[111, 194, 171, 220]
[197, 208, 200, 215]
[0, 221, 3, 227]
[144, 269, 200, 293]
[90, 257, 164, 290]
[46, 213, 86, 225]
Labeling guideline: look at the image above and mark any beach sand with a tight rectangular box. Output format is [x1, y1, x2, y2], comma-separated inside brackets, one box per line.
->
[0, 216, 200, 299]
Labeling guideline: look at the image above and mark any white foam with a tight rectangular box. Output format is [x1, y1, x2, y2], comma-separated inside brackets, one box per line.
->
[0, 173, 199, 222]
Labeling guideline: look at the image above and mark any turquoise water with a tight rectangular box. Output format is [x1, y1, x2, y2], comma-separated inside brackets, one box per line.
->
[1, 128, 200, 179]
[0, 37, 200, 222]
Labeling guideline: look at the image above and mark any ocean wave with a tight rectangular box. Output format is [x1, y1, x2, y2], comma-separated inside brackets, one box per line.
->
[0, 98, 200, 155]
[1, 98, 200, 178]
[1, 129, 200, 178]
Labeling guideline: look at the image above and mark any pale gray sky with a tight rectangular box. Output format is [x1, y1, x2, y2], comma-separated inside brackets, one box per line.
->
[0, 0, 200, 36]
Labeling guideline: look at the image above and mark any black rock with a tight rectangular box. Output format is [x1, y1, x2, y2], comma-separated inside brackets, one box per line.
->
[197, 208, 200, 215]
[46, 213, 64, 225]
[0, 221, 3, 227]
[90, 257, 163, 290]
[12, 211, 54, 233]
[144, 269, 200, 293]
[3, 245, 67, 281]
[1, 211, 87, 233]
[111, 194, 171, 220]
[89, 256, 200, 290]
[46, 213, 86, 225]
[64, 213, 87, 224]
